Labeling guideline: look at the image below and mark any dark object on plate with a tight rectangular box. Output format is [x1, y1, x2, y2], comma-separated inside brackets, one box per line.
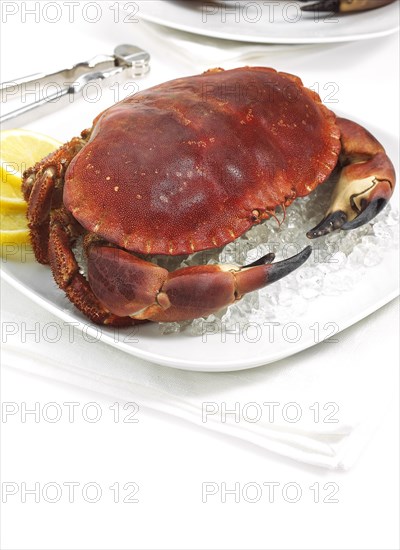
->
[22, 67, 396, 325]
[300, 0, 396, 13]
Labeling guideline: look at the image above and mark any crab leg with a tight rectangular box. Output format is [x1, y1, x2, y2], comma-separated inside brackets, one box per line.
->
[22, 136, 86, 264]
[307, 117, 396, 239]
[87, 245, 312, 322]
[48, 220, 137, 327]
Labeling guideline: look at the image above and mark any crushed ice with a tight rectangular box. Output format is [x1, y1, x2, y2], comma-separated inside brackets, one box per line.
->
[153, 177, 399, 336]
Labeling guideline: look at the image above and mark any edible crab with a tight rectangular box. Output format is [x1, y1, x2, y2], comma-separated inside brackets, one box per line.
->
[22, 67, 395, 326]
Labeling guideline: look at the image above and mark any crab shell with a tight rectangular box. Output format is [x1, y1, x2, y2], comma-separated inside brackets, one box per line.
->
[23, 66, 395, 325]
[64, 67, 341, 256]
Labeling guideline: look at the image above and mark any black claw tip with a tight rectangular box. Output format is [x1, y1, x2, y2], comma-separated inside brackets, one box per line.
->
[267, 246, 312, 285]
[300, 0, 339, 12]
[306, 210, 348, 239]
[342, 198, 388, 230]
[245, 252, 275, 268]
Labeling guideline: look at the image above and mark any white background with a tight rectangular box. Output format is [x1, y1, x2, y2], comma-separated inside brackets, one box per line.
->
[1, 1, 399, 549]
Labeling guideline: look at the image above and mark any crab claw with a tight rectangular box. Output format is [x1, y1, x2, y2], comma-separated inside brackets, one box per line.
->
[87, 245, 311, 322]
[234, 247, 312, 296]
[307, 117, 395, 239]
[244, 252, 275, 268]
[300, 0, 394, 13]
[300, 0, 339, 12]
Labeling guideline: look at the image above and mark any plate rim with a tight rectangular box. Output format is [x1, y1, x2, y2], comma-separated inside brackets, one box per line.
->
[2, 268, 399, 372]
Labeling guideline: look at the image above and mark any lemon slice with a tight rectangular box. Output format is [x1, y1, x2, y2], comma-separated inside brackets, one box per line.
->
[0, 129, 62, 178]
[0, 129, 61, 255]
[0, 166, 27, 210]
[0, 129, 61, 211]
[0, 210, 30, 246]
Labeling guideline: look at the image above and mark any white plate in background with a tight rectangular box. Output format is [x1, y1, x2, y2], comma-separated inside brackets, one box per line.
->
[132, 0, 399, 44]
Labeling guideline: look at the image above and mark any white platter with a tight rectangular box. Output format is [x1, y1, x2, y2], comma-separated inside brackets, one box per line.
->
[1, 251, 399, 373]
[2, 121, 399, 372]
[133, 0, 399, 44]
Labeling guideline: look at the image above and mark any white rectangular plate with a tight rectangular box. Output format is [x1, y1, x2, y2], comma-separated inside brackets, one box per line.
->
[1, 121, 399, 372]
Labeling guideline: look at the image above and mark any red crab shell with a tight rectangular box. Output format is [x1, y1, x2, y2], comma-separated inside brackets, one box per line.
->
[64, 67, 341, 255]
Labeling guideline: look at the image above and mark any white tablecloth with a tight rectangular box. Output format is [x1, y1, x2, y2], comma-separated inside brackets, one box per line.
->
[1, 5, 399, 549]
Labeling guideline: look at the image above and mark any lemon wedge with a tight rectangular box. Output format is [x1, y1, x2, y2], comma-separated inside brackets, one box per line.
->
[0, 210, 30, 246]
[0, 165, 27, 210]
[0, 129, 62, 254]
[0, 129, 61, 211]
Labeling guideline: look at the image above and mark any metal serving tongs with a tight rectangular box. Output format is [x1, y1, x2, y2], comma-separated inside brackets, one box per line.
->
[0, 44, 150, 129]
